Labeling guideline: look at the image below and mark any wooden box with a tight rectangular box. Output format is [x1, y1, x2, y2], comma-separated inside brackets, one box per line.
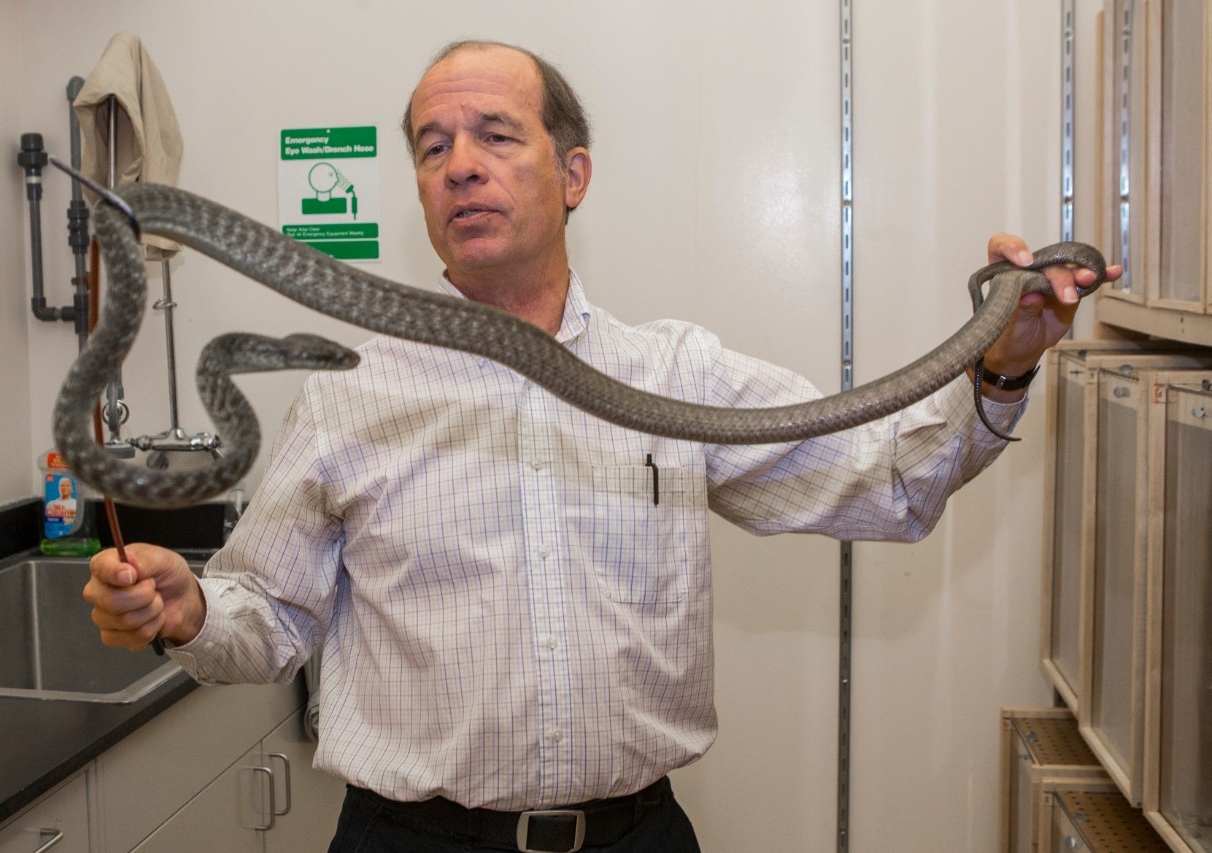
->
[1046, 788, 1171, 852]
[1079, 366, 1212, 807]
[1040, 342, 1212, 714]
[1141, 0, 1212, 316]
[1001, 707, 1110, 853]
[1144, 380, 1212, 852]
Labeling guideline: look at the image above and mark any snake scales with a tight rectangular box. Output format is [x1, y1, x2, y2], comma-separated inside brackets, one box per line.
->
[52, 182, 1107, 508]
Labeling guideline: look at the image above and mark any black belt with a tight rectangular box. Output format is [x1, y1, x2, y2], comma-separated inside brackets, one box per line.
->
[361, 776, 670, 852]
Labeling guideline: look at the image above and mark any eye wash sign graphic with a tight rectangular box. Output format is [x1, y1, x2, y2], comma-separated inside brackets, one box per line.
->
[279, 126, 381, 261]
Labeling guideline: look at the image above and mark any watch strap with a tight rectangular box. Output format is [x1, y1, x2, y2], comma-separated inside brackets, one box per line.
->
[977, 360, 1039, 391]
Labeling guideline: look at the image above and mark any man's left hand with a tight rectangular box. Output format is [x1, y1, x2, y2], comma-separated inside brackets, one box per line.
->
[975, 233, 1123, 400]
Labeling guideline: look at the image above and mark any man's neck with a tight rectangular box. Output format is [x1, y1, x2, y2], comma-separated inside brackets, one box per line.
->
[448, 264, 570, 335]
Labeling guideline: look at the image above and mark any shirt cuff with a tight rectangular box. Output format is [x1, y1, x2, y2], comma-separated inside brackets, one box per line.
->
[164, 578, 235, 682]
[940, 374, 1029, 442]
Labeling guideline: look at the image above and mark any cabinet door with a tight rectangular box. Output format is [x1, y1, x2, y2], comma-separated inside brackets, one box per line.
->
[1043, 350, 1089, 707]
[1084, 370, 1146, 804]
[130, 744, 265, 853]
[0, 772, 91, 853]
[260, 712, 346, 852]
[97, 682, 301, 852]
[1153, 385, 1212, 851]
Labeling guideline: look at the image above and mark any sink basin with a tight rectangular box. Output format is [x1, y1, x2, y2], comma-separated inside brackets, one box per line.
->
[0, 553, 207, 703]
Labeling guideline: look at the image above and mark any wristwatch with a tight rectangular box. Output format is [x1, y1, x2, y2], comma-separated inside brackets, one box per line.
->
[979, 363, 1040, 391]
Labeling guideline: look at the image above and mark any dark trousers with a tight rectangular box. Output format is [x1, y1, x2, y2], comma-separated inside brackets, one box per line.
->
[327, 781, 702, 853]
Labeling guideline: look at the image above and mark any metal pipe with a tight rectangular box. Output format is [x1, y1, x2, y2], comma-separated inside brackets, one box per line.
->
[156, 258, 182, 431]
[837, 2, 854, 849]
[19, 132, 75, 324]
[106, 94, 117, 190]
[67, 77, 90, 351]
[101, 94, 134, 456]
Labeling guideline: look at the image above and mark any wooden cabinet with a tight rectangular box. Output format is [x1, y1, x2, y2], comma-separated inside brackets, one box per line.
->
[1096, 0, 1212, 343]
[0, 772, 91, 853]
[1035, 346, 1212, 850]
[1144, 381, 1212, 852]
[1040, 342, 1212, 713]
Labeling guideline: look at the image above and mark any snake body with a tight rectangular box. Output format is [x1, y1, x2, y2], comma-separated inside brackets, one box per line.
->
[53, 182, 1106, 508]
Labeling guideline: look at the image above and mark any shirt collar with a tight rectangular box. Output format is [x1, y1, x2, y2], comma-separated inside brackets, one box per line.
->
[437, 270, 592, 346]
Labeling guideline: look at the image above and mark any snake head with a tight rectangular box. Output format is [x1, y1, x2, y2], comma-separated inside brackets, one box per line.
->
[202, 332, 360, 376]
[277, 333, 362, 371]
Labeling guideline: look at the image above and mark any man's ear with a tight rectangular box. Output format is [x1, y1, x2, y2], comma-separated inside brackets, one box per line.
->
[564, 148, 592, 211]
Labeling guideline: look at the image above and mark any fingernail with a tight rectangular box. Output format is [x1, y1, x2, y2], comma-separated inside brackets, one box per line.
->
[118, 568, 136, 585]
[1016, 250, 1033, 266]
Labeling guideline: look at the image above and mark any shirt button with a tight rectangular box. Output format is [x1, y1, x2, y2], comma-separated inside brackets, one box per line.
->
[531, 460, 545, 470]
[538, 546, 551, 559]
[541, 635, 558, 650]
[549, 728, 564, 743]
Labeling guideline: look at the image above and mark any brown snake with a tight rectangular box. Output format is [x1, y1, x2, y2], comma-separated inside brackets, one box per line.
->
[53, 182, 1107, 508]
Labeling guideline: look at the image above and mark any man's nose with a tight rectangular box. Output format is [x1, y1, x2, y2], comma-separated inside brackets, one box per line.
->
[444, 137, 483, 186]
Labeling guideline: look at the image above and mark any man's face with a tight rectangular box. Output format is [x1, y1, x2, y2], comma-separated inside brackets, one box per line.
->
[409, 46, 588, 284]
[59, 479, 73, 499]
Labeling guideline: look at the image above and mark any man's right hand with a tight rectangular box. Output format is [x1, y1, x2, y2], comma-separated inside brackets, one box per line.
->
[84, 543, 207, 650]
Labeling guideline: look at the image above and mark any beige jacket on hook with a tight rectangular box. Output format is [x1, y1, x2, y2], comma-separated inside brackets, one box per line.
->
[73, 30, 184, 257]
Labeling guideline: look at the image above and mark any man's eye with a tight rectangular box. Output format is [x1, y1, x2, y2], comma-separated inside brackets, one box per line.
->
[485, 133, 512, 144]
[422, 143, 449, 159]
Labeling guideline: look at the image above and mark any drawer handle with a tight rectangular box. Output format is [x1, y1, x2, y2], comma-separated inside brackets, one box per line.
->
[32, 828, 64, 853]
[267, 752, 292, 816]
[250, 765, 277, 831]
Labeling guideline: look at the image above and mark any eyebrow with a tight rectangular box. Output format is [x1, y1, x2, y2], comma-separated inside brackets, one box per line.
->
[478, 111, 526, 133]
[414, 110, 527, 146]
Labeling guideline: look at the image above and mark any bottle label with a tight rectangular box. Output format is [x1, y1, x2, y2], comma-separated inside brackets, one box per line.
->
[44, 472, 80, 538]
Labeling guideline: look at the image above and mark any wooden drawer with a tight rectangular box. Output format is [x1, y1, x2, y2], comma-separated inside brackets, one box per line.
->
[1001, 707, 1109, 853]
[1048, 790, 1169, 852]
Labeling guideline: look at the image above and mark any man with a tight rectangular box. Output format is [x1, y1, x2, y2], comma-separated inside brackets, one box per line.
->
[84, 41, 1117, 853]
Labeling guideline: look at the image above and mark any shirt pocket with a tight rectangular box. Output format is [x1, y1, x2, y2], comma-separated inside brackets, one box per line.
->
[587, 464, 700, 605]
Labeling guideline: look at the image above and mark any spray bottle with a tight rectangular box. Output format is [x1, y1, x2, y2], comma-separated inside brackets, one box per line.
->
[39, 448, 101, 556]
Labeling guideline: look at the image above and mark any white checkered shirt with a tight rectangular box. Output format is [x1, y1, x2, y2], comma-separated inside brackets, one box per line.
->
[171, 271, 1019, 810]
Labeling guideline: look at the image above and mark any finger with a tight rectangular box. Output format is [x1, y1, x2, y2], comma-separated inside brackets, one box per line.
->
[97, 618, 164, 651]
[89, 547, 139, 587]
[91, 584, 165, 649]
[988, 232, 1033, 267]
[1044, 266, 1081, 305]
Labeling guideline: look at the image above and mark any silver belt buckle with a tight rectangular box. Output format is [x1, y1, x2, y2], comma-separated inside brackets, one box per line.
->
[516, 809, 586, 853]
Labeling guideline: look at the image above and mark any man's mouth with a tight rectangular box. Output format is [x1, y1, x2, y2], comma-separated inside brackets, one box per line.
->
[452, 207, 492, 222]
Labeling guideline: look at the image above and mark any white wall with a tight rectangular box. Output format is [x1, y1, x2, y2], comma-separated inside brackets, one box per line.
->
[1, 0, 34, 503]
[7, 1, 1108, 849]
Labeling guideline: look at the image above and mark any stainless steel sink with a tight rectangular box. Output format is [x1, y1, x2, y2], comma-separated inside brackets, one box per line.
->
[0, 553, 207, 703]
